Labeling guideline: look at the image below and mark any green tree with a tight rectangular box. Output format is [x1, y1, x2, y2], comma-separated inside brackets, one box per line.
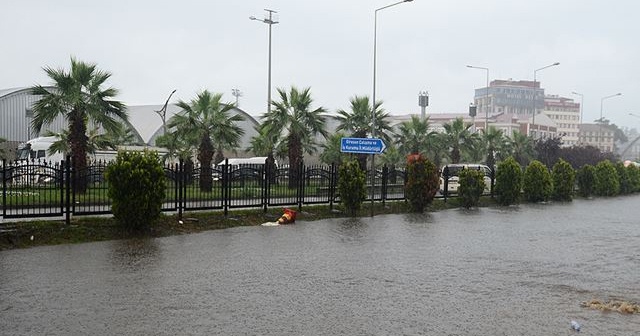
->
[336, 159, 367, 216]
[481, 126, 507, 169]
[440, 118, 476, 164]
[247, 124, 285, 181]
[105, 150, 166, 230]
[594, 160, 619, 196]
[494, 156, 523, 205]
[615, 162, 633, 195]
[508, 131, 536, 167]
[336, 96, 394, 170]
[458, 168, 485, 208]
[404, 154, 439, 212]
[395, 116, 433, 156]
[627, 165, 640, 193]
[319, 132, 347, 165]
[168, 90, 244, 192]
[576, 164, 596, 197]
[522, 160, 552, 202]
[551, 159, 575, 201]
[30, 57, 127, 192]
[262, 86, 328, 188]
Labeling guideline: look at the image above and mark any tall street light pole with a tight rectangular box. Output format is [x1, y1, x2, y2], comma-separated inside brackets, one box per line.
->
[466, 65, 490, 131]
[571, 91, 584, 124]
[371, 0, 413, 216]
[530, 62, 560, 137]
[599, 92, 622, 151]
[250, 9, 279, 115]
[571, 91, 584, 145]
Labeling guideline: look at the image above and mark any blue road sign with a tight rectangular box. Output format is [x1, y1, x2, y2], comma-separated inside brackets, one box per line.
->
[340, 137, 386, 154]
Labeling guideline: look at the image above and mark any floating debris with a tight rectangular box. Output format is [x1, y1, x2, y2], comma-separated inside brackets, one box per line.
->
[581, 299, 640, 314]
[570, 320, 581, 332]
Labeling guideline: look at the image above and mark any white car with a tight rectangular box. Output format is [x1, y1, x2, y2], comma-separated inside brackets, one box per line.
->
[439, 163, 492, 194]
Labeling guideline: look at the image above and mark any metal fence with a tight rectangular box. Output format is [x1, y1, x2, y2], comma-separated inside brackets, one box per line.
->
[1, 158, 415, 224]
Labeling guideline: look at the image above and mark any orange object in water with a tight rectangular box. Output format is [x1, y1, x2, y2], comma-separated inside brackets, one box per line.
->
[277, 208, 297, 224]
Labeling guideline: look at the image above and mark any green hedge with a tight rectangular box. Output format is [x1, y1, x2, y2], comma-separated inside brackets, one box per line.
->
[594, 160, 619, 196]
[105, 150, 166, 230]
[457, 168, 485, 208]
[495, 156, 523, 206]
[405, 154, 439, 212]
[551, 159, 575, 201]
[523, 160, 552, 202]
[337, 159, 367, 216]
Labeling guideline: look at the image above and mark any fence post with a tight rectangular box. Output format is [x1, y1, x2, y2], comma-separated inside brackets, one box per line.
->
[297, 160, 304, 209]
[263, 157, 270, 213]
[329, 162, 336, 211]
[382, 164, 388, 207]
[65, 156, 71, 225]
[177, 159, 183, 220]
[442, 166, 449, 203]
[2, 159, 6, 219]
[223, 158, 229, 217]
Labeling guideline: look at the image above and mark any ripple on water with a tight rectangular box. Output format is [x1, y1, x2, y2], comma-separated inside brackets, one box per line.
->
[2, 196, 640, 335]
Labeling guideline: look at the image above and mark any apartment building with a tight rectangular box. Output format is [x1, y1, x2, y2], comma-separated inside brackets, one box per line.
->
[543, 95, 580, 146]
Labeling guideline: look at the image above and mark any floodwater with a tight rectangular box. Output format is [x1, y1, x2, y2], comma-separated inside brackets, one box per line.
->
[1, 196, 639, 335]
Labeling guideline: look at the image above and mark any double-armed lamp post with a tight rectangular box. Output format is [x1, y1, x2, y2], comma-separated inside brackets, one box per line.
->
[250, 9, 279, 115]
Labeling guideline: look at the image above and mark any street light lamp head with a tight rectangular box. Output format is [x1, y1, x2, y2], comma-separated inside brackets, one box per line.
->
[553, 62, 560, 66]
[249, 16, 256, 20]
[404, 0, 414, 2]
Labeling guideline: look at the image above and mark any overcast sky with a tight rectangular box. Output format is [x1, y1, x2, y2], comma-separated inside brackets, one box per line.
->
[2, 0, 638, 128]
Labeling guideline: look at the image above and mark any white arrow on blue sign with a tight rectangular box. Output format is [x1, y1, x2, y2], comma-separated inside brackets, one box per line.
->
[340, 137, 386, 154]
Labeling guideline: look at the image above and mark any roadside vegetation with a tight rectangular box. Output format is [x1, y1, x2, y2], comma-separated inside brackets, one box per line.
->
[4, 57, 640, 250]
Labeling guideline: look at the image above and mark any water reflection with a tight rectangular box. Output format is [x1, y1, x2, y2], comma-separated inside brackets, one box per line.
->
[109, 238, 161, 271]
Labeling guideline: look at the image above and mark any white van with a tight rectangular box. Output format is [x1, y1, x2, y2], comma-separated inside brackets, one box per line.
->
[440, 163, 492, 194]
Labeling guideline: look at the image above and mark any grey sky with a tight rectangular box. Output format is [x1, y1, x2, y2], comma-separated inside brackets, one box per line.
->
[2, 0, 638, 128]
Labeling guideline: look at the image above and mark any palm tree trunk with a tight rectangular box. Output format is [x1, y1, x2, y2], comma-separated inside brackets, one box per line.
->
[288, 134, 302, 189]
[198, 135, 214, 192]
[69, 115, 88, 193]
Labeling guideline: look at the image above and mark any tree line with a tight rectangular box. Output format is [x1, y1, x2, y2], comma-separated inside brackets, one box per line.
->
[23, 58, 625, 192]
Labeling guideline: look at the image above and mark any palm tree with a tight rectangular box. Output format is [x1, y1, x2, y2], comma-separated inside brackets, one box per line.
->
[319, 132, 347, 165]
[30, 57, 127, 192]
[480, 126, 507, 169]
[168, 90, 244, 192]
[509, 130, 536, 167]
[247, 124, 284, 182]
[45, 127, 118, 159]
[262, 86, 328, 188]
[395, 115, 434, 156]
[440, 118, 476, 164]
[336, 95, 394, 170]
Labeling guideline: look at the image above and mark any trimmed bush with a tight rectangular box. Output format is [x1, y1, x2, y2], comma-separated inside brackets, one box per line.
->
[458, 168, 485, 208]
[495, 156, 523, 206]
[627, 165, 640, 192]
[615, 162, 633, 195]
[405, 154, 439, 212]
[337, 159, 367, 216]
[551, 159, 575, 201]
[105, 150, 166, 230]
[594, 160, 620, 196]
[523, 160, 552, 202]
[576, 164, 596, 197]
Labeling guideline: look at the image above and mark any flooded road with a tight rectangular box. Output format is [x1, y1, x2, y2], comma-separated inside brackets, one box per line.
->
[1, 196, 639, 335]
